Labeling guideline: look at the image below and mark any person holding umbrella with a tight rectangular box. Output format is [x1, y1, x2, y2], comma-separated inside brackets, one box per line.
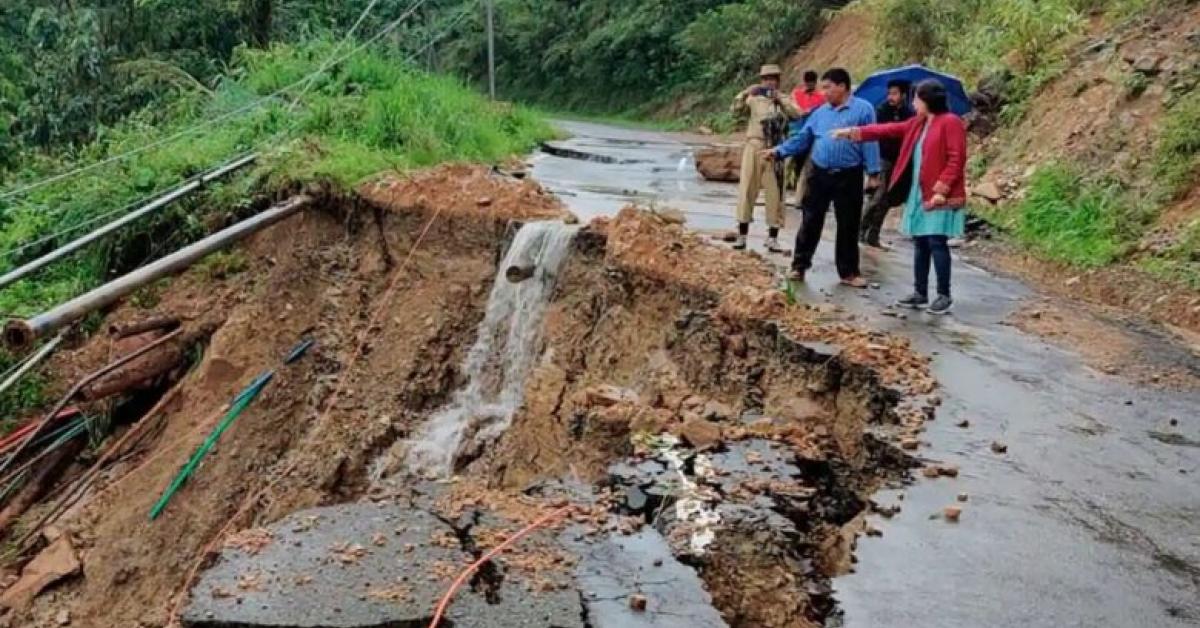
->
[831, 79, 968, 315]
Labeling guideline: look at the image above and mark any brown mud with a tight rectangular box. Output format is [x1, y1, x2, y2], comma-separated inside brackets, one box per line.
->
[1, 165, 933, 628]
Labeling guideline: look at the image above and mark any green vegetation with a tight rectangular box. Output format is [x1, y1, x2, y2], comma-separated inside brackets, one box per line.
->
[0, 0, 563, 432]
[421, 0, 842, 116]
[1, 40, 550, 319]
[198, 251, 250, 281]
[865, 0, 1171, 120]
[1001, 166, 1128, 267]
[1153, 89, 1200, 200]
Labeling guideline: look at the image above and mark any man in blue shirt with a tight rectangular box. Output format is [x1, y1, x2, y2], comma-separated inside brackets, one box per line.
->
[764, 68, 880, 287]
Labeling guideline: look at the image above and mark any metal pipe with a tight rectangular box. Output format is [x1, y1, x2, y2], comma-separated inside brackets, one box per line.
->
[4, 194, 311, 351]
[0, 332, 66, 398]
[486, 0, 496, 100]
[0, 154, 257, 291]
[108, 315, 180, 339]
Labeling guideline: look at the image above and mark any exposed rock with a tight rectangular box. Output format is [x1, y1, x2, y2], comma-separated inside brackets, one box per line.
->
[0, 538, 80, 611]
[678, 418, 723, 451]
[653, 207, 687, 226]
[943, 505, 963, 522]
[701, 400, 734, 421]
[972, 181, 1004, 203]
[1132, 52, 1166, 74]
[991, 441, 1009, 454]
[586, 385, 639, 408]
[695, 145, 742, 183]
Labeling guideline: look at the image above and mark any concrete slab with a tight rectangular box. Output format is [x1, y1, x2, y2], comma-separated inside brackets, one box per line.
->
[182, 502, 584, 628]
[562, 527, 727, 628]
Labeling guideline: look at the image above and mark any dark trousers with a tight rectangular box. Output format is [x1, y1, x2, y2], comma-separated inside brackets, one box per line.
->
[862, 160, 912, 241]
[914, 235, 952, 297]
[861, 159, 894, 240]
[793, 166, 864, 278]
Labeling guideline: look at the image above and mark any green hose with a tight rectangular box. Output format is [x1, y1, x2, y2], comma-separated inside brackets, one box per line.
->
[148, 372, 273, 520]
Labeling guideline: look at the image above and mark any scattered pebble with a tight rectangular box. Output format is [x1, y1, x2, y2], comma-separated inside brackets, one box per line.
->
[955, 419, 970, 428]
[938, 465, 960, 478]
[629, 593, 648, 612]
[957, 493, 969, 502]
[921, 466, 941, 478]
[943, 505, 963, 522]
[991, 441, 1008, 454]
[1169, 418, 1178, 427]
[900, 438, 920, 450]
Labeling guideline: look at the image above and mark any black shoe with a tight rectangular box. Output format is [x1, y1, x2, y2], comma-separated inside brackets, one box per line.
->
[732, 234, 747, 250]
[896, 293, 929, 309]
[927, 295, 954, 315]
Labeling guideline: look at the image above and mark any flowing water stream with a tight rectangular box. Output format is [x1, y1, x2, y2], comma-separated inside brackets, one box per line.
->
[405, 220, 578, 478]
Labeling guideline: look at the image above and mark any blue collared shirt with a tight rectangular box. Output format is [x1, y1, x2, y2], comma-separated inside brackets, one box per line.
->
[774, 96, 881, 174]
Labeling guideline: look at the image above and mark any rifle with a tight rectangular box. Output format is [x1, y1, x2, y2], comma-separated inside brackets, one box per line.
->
[762, 104, 789, 200]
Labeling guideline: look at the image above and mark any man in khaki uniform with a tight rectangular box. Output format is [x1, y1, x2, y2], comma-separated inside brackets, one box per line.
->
[732, 64, 799, 253]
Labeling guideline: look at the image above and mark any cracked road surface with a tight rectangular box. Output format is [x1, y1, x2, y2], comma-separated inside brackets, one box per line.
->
[532, 119, 1200, 628]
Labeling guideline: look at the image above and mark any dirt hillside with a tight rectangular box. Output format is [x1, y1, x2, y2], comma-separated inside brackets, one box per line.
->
[0, 165, 935, 627]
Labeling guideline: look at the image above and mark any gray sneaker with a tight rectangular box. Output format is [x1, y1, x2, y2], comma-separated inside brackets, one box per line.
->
[896, 293, 929, 309]
[927, 295, 954, 315]
[764, 237, 784, 253]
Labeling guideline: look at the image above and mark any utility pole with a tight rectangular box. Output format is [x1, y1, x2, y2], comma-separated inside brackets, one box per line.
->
[486, 0, 496, 100]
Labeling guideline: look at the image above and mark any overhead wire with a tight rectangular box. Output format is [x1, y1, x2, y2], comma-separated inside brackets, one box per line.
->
[287, 0, 386, 112]
[404, 0, 479, 64]
[0, 0, 432, 204]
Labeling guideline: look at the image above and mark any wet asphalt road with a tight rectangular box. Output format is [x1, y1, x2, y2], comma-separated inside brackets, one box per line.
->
[531, 120, 1200, 628]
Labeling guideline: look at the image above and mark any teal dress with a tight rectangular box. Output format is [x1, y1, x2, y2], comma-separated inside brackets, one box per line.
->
[901, 125, 966, 238]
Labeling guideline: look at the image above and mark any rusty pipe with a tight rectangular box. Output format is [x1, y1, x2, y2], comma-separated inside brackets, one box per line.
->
[108, 316, 180, 339]
[83, 324, 214, 401]
[0, 154, 257, 292]
[505, 264, 535, 283]
[0, 328, 183, 482]
[4, 194, 310, 351]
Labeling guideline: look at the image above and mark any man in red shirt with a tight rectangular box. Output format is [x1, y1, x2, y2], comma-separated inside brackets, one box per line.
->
[792, 70, 826, 113]
[788, 70, 826, 208]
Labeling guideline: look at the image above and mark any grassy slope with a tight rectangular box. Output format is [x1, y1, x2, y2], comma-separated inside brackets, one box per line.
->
[0, 40, 553, 421]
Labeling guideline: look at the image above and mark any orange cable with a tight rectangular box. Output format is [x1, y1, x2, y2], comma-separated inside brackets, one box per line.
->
[428, 505, 574, 628]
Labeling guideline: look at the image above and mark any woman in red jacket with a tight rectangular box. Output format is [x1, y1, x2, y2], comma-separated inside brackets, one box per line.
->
[833, 79, 967, 314]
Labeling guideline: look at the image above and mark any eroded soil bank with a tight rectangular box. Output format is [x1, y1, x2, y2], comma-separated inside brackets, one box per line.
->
[0, 165, 934, 628]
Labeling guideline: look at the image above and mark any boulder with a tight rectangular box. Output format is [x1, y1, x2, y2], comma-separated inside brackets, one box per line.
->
[678, 418, 723, 451]
[695, 145, 743, 183]
[0, 537, 80, 611]
[972, 181, 1004, 203]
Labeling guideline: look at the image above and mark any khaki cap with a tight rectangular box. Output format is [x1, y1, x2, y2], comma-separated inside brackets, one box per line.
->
[759, 64, 783, 77]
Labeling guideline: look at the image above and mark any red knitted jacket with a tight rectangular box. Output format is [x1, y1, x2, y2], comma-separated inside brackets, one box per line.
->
[857, 113, 968, 210]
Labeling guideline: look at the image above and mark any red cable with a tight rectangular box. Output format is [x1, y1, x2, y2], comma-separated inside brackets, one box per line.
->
[428, 505, 574, 628]
[0, 407, 79, 452]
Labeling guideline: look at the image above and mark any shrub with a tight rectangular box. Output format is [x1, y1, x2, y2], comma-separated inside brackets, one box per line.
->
[1154, 90, 1200, 200]
[1014, 166, 1126, 266]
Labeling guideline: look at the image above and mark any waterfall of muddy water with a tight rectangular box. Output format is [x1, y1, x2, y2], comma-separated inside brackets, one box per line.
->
[404, 221, 578, 478]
